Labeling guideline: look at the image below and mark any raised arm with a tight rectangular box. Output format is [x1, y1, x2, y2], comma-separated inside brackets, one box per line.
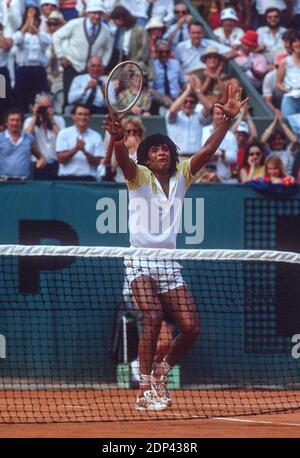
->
[102, 114, 137, 181]
[190, 82, 249, 176]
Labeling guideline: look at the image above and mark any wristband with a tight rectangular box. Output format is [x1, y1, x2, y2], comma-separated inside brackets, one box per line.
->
[114, 136, 125, 144]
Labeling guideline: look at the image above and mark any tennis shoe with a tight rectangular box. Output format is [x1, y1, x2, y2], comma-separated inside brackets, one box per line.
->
[151, 374, 172, 407]
[135, 390, 168, 411]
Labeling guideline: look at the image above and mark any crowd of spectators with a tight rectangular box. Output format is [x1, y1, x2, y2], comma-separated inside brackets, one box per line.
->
[0, 0, 300, 185]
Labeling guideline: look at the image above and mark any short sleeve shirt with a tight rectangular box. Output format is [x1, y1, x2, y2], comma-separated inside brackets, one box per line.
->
[126, 160, 194, 249]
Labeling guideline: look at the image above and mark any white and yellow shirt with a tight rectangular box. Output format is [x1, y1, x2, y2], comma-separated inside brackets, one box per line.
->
[126, 159, 194, 249]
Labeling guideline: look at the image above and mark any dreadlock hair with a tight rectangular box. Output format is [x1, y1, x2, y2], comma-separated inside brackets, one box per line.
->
[137, 134, 179, 177]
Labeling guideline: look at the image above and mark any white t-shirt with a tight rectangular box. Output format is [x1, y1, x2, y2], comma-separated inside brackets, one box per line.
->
[56, 125, 104, 177]
[165, 109, 207, 155]
[126, 160, 194, 249]
[201, 125, 238, 181]
[24, 115, 65, 162]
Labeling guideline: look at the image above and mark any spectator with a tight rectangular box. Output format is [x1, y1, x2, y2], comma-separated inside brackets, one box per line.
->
[290, 0, 300, 28]
[0, 107, 46, 179]
[251, 0, 290, 28]
[46, 10, 65, 114]
[68, 56, 111, 114]
[200, 104, 238, 183]
[105, 116, 145, 183]
[53, 0, 113, 109]
[151, 39, 187, 113]
[163, 2, 192, 51]
[13, 7, 52, 113]
[231, 103, 258, 169]
[213, 7, 244, 49]
[239, 141, 265, 183]
[56, 103, 104, 180]
[189, 45, 228, 104]
[165, 81, 212, 161]
[145, 16, 166, 59]
[23, 92, 65, 179]
[109, 6, 153, 79]
[0, 15, 13, 121]
[145, 0, 175, 25]
[260, 113, 297, 174]
[59, 0, 79, 21]
[234, 30, 268, 91]
[256, 7, 286, 65]
[0, 0, 24, 36]
[174, 21, 233, 74]
[277, 30, 300, 118]
[118, 66, 153, 116]
[40, 0, 59, 33]
[263, 154, 295, 184]
[262, 51, 286, 117]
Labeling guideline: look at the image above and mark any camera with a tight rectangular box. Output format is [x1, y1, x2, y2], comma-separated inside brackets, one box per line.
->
[37, 106, 48, 119]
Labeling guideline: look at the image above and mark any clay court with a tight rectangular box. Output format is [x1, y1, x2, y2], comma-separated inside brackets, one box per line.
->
[0, 388, 300, 438]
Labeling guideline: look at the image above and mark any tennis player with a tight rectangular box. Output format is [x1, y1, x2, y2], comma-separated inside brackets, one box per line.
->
[104, 81, 248, 411]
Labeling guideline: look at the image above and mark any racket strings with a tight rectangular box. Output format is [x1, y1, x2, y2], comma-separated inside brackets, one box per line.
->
[106, 62, 143, 113]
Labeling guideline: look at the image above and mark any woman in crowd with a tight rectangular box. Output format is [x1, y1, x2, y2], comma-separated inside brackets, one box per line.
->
[239, 141, 265, 183]
[13, 6, 51, 112]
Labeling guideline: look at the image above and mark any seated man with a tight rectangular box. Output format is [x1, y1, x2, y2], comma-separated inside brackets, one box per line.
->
[151, 39, 187, 113]
[0, 108, 46, 179]
[68, 56, 113, 114]
[56, 103, 104, 181]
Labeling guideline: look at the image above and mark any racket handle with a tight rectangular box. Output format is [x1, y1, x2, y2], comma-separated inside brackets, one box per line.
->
[104, 135, 115, 165]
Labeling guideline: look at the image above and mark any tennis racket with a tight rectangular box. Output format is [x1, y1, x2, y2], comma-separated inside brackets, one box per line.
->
[103, 61, 144, 169]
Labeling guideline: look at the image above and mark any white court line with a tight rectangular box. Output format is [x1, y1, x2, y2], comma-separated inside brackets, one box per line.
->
[213, 417, 300, 427]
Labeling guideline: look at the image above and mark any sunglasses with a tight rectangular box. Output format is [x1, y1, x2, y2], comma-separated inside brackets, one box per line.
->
[249, 152, 261, 157]
[174, 10, 187, 15]
[158, 50, 170, 55]
[126, 129, 141, 135]
[184, 99, 196, 105]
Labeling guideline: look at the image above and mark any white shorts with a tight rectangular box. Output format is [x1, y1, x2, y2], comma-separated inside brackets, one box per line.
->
[124, 258, 185, 294]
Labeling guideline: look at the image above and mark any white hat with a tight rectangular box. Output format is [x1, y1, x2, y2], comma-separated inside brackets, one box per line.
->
[47, 10, 65, 24]
[86, 0, 106, 13]
[237, 121, 249, 134]
[40, 0, 58, 6]
[145, 17, 165, 30]
[220, 8, 238, 22]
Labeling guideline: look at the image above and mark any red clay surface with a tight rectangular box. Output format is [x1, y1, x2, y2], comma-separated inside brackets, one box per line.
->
[0, 389, 300, 437]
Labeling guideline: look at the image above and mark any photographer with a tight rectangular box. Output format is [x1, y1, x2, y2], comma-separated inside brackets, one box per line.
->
[24, 92, 65, 180]
[67, 56, 114, 114]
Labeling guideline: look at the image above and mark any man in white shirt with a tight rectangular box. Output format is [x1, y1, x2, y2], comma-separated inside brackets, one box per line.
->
[201, 105, 238, 182]
[56, 103, 104, 180]
[174, 21, 233, 74]
[257, 7, 286, 64]
[24, 92, 65, 179]
[68, 56, 113, 114]
[213, 8, 244, 49]
[165, 82, 211, 158]
[40, 0, 59, 34]
[252, 0, 289, 27]
[53, 0, 113, 108]
[103, 80, 248, 411]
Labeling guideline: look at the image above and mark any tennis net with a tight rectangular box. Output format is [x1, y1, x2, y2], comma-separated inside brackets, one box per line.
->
[0, 244, 300, 423]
